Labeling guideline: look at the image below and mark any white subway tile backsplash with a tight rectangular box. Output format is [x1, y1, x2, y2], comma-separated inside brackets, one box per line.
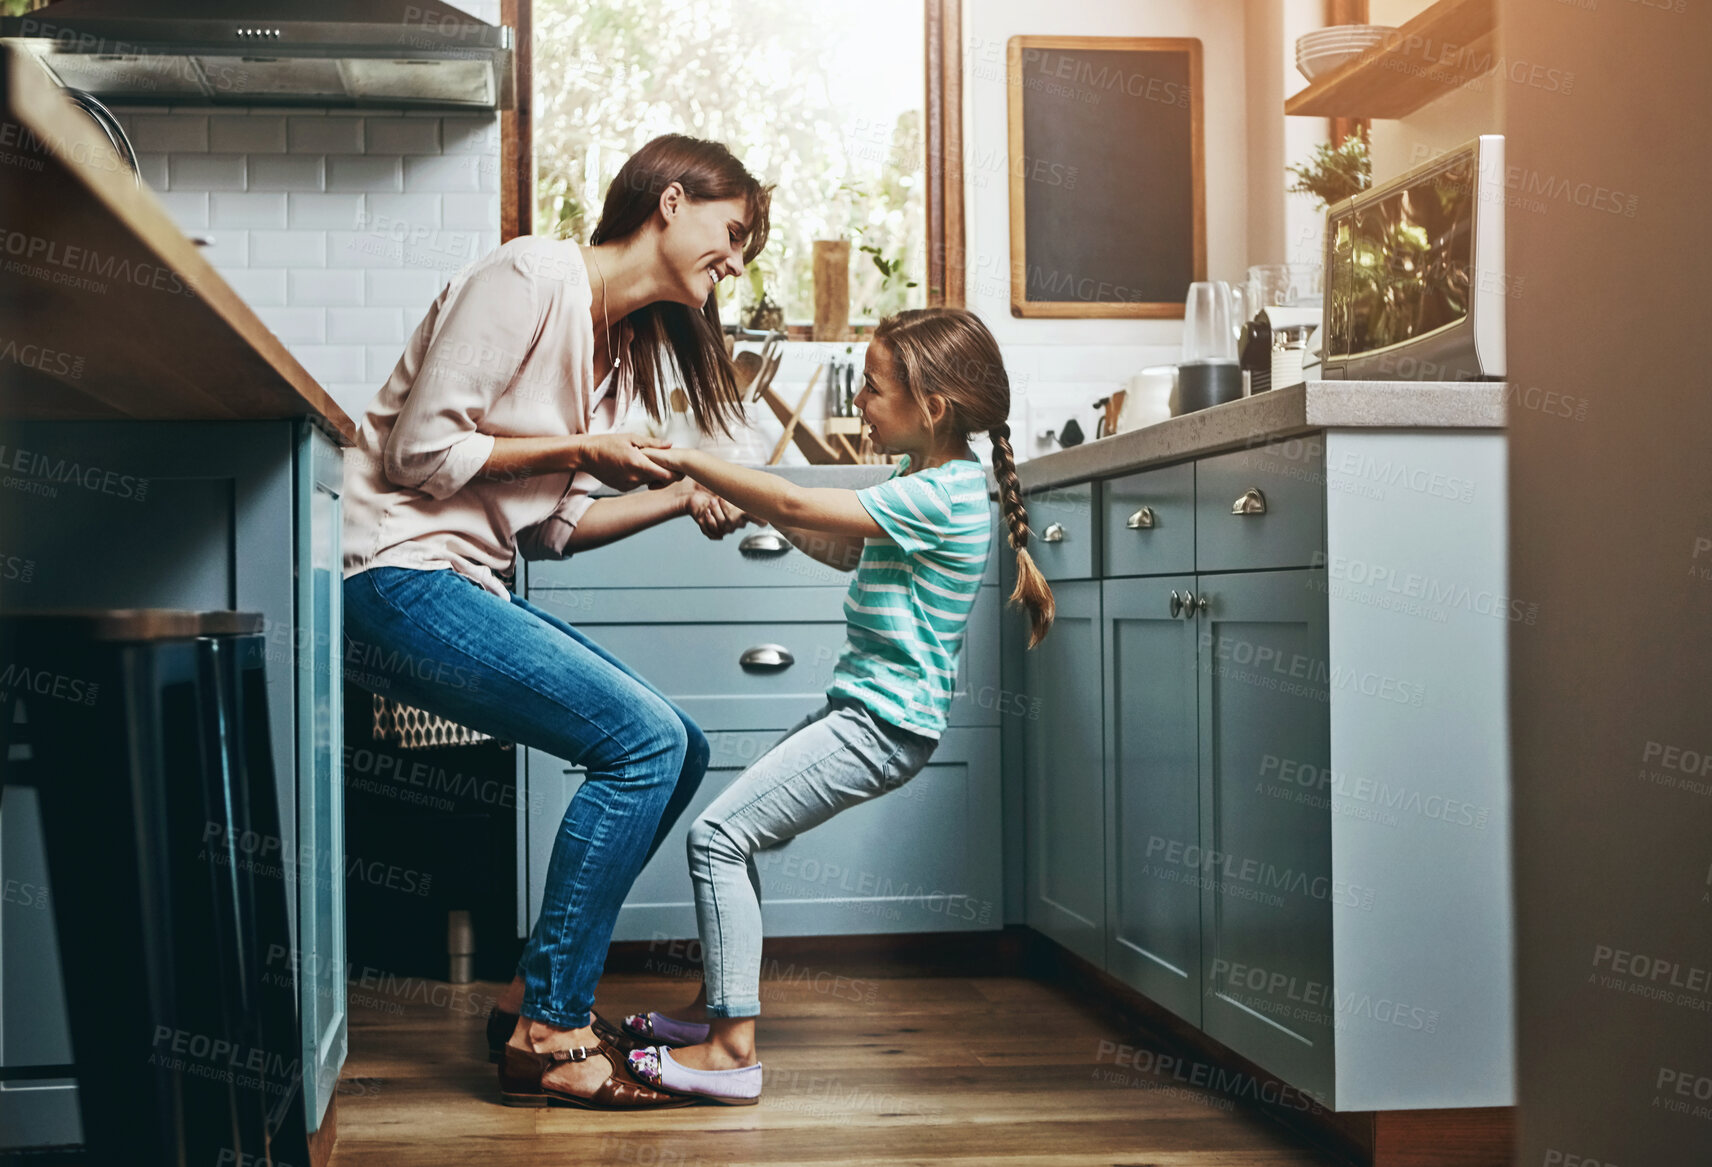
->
[288, 192, 364, 229]
[218, 268, 287, 307]
[367, 192, 442, 230]
[328, 155, 402, 192]
[401, 231, 482, 274]
[294, 345, 367, 385]
[135, 104, 501, 394]
[288, 116, 364, 154]
[201, 231, 249, 267]
[128, 115, 207, 153]
[289, 269, 365, 307]
[211, 191, 288, 229]
[364, 118, 441, 155]
[209, 115, 287, 154]
[130, 152, 168, 190]
[251, 230, 328, 268]
[327, 308, 405, 345]
[440, 116, 499, 155]
[170, 153, 246, 191]
[442, 192, 499, 230]
[328, 231, 406, 269]
[154, 191, 209, 230]
[257, 307, 326, 344]
[365, 268, 441, 308]
[249, 155, 325, 191]
[403, 154, 481, 193]
[367, 345, 406, 382]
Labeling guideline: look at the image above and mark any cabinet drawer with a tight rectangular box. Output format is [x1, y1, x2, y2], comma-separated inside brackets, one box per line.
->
[529, 514, 853, 590]
[1025, 483, 1096, 581]
[526, 728, 1001, 940]
[1100, 463, 1195, 578]
[580, 620, 849, 732]
[1194, 439, 1325, 572]
[529, 509, 1003, 590]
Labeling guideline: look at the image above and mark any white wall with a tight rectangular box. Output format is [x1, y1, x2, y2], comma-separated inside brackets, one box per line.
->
[961, 0, 1249, 459]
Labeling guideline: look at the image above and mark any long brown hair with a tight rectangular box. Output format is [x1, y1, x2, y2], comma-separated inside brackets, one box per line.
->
[590, 134, 773, 437]
[871, 308, 1055, 648]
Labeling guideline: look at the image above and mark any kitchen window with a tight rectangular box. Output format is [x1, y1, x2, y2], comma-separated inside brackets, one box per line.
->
[500, 0, 965, 324]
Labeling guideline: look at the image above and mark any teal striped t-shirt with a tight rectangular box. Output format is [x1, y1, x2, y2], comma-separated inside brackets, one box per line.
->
[825, 455, 993, 739]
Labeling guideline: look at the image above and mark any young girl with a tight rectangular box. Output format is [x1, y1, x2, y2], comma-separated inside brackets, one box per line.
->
[618, 307, 1054, 1105]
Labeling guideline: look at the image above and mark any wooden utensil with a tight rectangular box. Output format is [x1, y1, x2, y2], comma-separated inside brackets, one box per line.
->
[768, 367, 823, 465]
[733, 350, 764, 395]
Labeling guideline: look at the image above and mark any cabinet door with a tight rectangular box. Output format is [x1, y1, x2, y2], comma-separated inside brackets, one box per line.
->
[1021, 579, 1105, 967]
[1103, 577, 1201, 1025]
[1196, 568, 1333, 1103]
[295, 423, 346, 1130]
[526, 729, 1000, 940]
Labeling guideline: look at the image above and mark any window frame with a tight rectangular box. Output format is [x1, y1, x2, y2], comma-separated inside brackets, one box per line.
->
[499, 0, 965, 312]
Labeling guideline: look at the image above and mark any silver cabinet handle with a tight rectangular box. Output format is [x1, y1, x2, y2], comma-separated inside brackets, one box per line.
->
[1170, 590, 1206, 619]
[1126, 506, 1156, 530]
[1041, 522, 1066, 543]
[739, 531, 790, 556]
[739, 644, 795, 671]
[1231, 487, 1267, 516]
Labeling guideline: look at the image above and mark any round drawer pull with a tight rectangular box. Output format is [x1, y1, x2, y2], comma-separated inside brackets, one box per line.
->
[1231, 487, 1267, 516]
[739, 531, 791, 556]
[1041, 522, 1067, 543]
[739, 644, 795, 671]
[1126, 506, 1156, 530]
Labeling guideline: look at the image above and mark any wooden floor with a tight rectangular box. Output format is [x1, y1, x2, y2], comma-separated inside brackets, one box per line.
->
[327, 962, 1341, 1167]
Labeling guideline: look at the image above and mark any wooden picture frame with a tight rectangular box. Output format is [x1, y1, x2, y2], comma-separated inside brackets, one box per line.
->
[1006, 35, 1205, 318]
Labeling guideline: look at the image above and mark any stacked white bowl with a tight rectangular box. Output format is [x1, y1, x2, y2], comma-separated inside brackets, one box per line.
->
[1295, 24, 1397, 81]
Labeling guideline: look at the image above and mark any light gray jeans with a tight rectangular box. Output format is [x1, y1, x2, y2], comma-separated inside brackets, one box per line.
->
[686, 696, 937, 1018]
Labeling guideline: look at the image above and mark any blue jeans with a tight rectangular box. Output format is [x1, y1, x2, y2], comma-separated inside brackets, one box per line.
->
[686, 697, 936, 1018]
[342, 566, 708, 1029]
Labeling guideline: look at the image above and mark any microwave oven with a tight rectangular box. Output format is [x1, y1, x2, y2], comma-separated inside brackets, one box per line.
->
[1321, 134, 1505, 381]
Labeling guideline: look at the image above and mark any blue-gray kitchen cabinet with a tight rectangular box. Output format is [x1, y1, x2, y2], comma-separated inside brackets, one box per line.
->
[1102, 574, 1202, 1027]
[525, 727, 1000, 942]
[1194, 567, 1334, 1103]
[1020, 578, 1105, 968]
[518, 502, 1004, 942]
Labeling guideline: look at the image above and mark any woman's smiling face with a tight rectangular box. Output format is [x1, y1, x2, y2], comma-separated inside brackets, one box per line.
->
[658, 183, 749, 307]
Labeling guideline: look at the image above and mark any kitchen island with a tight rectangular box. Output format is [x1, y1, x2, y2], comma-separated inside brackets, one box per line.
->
[0, 42, 353, 1157]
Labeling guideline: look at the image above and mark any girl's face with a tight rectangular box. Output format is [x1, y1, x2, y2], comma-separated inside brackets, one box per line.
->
[856, 340, 940, 456]
[657, 184, 749, 307]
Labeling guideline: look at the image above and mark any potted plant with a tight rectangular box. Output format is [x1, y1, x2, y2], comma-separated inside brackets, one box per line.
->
[1287, 134, 1372, 208]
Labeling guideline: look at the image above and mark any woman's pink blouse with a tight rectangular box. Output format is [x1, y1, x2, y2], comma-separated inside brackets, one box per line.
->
[341, 235, 635, 598]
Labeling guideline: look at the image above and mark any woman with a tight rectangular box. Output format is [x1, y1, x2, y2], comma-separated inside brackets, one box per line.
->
[340, 134, 772, 1110]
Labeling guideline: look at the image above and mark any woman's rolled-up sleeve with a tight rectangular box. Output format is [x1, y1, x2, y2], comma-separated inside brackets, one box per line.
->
[514, 471, 602, 561]
[381, 254, 540, 500]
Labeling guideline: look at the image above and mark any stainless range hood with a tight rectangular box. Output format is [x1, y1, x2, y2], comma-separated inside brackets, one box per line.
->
[0, 0, 514, 110]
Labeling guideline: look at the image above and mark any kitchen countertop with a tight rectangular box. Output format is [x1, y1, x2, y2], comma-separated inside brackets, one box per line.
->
[0, 44, 355, 444]
[1018, 379, 1506, 492]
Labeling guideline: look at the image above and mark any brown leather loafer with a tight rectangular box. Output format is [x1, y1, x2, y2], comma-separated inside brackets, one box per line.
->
[486, 1006, 639, 1063]
[497, 1037, 696, 1110]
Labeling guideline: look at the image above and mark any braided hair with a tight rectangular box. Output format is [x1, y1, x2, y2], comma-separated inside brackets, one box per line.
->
[870, 309, 1055, 648]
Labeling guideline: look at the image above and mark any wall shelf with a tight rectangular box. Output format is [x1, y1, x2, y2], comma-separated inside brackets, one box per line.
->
[1285, 0, 1496, 120]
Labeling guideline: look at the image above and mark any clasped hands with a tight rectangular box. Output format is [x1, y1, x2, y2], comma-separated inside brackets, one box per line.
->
[576, 433, 751, 540]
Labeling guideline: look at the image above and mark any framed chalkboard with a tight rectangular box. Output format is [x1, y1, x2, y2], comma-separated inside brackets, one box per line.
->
[1007, 36, 1204, 318]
